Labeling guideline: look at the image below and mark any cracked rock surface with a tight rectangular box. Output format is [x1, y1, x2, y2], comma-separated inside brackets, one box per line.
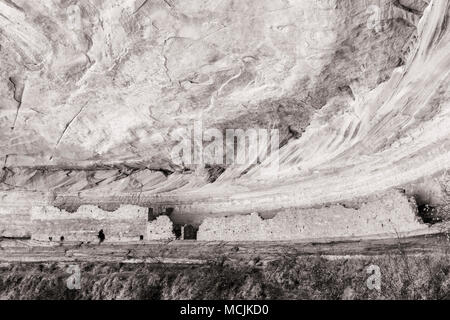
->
[0, 0, 423, 168]
[1, 0, 449, 239]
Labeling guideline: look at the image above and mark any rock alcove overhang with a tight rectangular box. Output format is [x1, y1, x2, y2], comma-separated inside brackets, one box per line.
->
[1, 0, 422, 167]
[0, 0, 449, 222]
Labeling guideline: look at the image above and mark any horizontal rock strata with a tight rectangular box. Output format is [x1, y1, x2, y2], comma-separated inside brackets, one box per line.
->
[0, 0, 448, 243]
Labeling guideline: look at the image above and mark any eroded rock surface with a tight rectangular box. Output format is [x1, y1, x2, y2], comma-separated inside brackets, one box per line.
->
[0, 0, 426, 168]
[1, 0, 449, 241]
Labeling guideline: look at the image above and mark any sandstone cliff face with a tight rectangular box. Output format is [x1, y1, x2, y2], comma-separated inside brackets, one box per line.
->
[1, 0, 449, 238]
[0, 0, 424, 168]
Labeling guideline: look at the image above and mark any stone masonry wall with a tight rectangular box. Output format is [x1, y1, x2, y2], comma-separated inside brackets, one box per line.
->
[0, 191, 48, 238]
[31, 205, 148, 242]
[197, 190, 427, 241]
[146, 216, 175, 241]
[0, 207, 32, 238]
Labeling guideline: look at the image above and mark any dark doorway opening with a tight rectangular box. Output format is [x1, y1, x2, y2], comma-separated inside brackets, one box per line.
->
[173, 224, 182, 239]
[148, 208, 156, 222]
[418, 204, 441, 224]
[173, 224, 199, 240]
[98, 229, 105, 243]
[183, 225, 198, 240]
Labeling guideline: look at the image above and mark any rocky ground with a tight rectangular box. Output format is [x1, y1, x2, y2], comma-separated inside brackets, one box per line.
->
[2, 233, 450, 299]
